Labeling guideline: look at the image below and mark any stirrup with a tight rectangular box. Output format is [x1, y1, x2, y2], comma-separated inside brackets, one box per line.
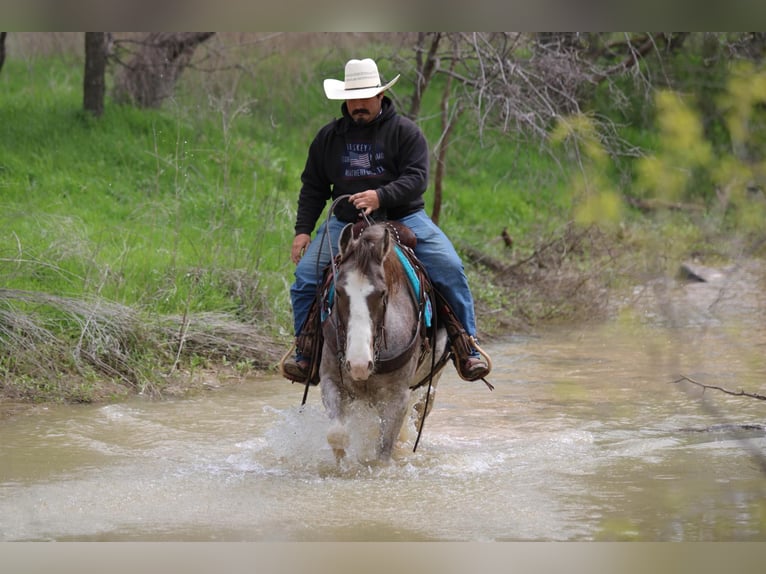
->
[279, 343, 316, 385]
[454, 337, 494, 389]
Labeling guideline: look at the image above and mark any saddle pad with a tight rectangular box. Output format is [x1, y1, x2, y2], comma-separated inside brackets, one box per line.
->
[393, 245, 432, 327]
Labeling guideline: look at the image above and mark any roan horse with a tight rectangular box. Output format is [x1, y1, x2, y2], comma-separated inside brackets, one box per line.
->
[319, 222, 449, 462]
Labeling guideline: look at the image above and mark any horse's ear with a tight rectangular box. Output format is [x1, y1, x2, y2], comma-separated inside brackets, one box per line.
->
[339, 223, 355, 256]
[379, 226, 393, 260]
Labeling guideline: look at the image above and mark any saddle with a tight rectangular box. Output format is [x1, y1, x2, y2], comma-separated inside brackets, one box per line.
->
[350, 220, 417, 249]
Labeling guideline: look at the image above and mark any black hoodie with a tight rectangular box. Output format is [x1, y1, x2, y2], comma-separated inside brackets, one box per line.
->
[294, 96, 429, 236]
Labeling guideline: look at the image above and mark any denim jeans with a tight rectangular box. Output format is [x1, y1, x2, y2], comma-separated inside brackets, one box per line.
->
[290, 209, 478, 339]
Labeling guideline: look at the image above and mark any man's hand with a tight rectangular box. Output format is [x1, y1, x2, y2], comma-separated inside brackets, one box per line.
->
[349, 190, 380, 216]
[291, 233, 311, 264]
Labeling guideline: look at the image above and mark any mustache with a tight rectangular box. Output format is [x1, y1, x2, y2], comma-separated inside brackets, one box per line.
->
[352, 108, 370, 116]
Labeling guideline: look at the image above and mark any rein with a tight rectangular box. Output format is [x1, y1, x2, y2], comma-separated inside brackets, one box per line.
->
[299, 195, 442, 451]
[300, 195, 354, 406]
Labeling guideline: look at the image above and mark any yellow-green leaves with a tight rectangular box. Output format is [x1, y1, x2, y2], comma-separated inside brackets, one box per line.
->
[552, 114, 622, 228]
[720, 61, 766, 155]
[636, 91, 713, 202]
[554, 63, 766, 233]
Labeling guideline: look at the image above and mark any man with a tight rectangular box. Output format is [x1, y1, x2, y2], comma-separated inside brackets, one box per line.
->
[282, 58, 490, 383]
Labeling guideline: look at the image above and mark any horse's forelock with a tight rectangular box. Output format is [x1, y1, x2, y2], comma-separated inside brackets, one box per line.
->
[348, 226, 383, 269]
[343, 225, 404, 291]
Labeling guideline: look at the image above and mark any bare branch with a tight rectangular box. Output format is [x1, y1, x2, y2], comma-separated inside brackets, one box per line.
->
[112, 32, 215, 108]
[0, 32, 7, 73]
[671, 375, 766, 401]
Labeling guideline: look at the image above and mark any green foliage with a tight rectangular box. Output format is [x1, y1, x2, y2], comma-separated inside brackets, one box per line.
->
[1, 57, 297, 331]
[558, 59, 766, 239]
[634, 62, 766, 233]
[2, 39, 766, 402]
[635, 90, 715, 202]
[551, 114, 623, 229]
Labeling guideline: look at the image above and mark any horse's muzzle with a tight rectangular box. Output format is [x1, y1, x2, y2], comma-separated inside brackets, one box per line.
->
[344, 358, 374, 381]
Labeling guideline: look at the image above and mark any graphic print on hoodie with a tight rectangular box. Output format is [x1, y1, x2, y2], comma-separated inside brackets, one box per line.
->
[342, 141, 385, 179]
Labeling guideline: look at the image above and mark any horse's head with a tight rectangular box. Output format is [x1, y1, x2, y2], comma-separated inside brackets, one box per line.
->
[333, 223, 394, 381]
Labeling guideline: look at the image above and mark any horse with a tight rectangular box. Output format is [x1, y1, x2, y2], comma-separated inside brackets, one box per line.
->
[319, 221, 449, 462]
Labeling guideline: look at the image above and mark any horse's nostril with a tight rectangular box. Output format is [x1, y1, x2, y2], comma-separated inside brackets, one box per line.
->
[367, 361, 374, 372]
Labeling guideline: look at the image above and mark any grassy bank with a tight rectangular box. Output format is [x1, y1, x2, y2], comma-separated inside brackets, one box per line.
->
[1, 37, 763, 404]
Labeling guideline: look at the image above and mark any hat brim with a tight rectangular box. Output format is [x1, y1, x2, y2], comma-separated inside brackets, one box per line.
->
[323, 75, 400, 100]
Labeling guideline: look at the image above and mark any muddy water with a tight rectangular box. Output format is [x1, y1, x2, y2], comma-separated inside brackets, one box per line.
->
[2, 263, 765, 541]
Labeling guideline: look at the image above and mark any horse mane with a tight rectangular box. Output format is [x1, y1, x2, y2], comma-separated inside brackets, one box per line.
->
[383, 252, 405, 294]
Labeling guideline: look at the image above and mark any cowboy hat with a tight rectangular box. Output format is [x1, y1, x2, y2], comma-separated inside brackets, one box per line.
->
[323, 58, 400, 100]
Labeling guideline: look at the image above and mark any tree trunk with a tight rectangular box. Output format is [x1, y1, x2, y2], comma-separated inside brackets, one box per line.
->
[431, 43, 460, 225]
[0, 32, 7, 74]
[112, 32, 214, 108]
[407, 32, 441, 119]
[83, 32, 107, 117]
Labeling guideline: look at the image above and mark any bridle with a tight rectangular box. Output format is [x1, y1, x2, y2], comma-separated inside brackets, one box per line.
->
[301, 194, 444, 451]
[326, 223, 425, 378]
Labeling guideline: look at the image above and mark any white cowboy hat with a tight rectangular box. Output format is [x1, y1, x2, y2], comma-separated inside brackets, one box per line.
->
[323, 58, 400, 100]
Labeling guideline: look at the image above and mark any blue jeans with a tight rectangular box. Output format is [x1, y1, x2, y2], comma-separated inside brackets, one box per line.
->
[290, 209, 478, 339]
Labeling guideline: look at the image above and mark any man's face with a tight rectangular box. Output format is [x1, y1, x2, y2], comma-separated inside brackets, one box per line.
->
[346, 93, 384, 125]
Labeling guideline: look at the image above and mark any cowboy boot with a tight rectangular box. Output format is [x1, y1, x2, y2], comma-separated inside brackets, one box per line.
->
[281, 347, 312, 382]
[458, 337, 491, 381]
[281, 295, 323, 384]
[433, 291, 492, 382]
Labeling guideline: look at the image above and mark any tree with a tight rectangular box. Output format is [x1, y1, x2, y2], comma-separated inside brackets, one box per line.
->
[0, 32, 6, 74]
[83, 32, 108, 117]
[393, 33, 743, 222]
[112, 32, 215, 108]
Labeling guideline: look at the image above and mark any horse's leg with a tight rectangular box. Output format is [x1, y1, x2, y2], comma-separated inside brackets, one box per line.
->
[375, 387, 410, 460]
[408, 330, 447, 443]
[411, 385, 437, 433]
[327, 419, 349, 462]
[320, 377, 349, 462]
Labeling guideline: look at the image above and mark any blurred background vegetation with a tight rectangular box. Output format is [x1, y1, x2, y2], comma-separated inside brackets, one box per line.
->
[1, 32, 764, 402]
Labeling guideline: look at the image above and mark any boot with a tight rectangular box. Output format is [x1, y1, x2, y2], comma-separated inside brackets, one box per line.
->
[433, 290, 492, 382]
[461, 349, 490, 381]
[281, 350, 311, 382]
[281, 284, 326, 384]
[453, 336, 492, 382]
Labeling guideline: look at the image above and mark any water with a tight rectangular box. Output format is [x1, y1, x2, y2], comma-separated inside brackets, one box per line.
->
[2, 264, 765, 541]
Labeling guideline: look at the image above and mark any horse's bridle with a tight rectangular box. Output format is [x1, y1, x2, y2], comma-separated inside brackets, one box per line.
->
[301, 195, 445, 452]
[326, 226, 426, 378]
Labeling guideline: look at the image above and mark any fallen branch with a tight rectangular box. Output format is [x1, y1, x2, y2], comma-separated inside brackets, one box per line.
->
[625, 196, 706, 213]
[458, 242, 509, 273]
[671, 375, 766, 401]
[680, 423, 766, 433]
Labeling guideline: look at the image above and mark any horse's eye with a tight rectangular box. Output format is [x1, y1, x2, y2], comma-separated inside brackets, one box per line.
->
[370, 289, 386, 307]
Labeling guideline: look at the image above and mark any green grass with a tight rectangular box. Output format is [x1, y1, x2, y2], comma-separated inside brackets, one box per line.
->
[0, 56, 307, 397]
[1, 45, 762, 402]
[1, 58, 299, 330]
[1, 53, 571, 328]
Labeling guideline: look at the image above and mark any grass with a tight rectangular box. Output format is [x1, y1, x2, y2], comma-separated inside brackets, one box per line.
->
[1, 56, 302, 400]
[1, 39, 763, 403]
[1, 58, 297, 320]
